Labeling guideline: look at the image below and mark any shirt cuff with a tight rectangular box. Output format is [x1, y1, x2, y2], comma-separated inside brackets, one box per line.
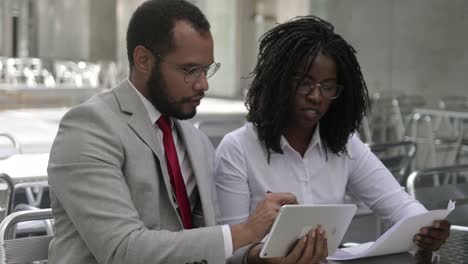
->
[221, 224, 234, 258]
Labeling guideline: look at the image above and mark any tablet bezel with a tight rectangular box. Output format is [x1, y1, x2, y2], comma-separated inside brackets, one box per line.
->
[259, 204, 357, 258]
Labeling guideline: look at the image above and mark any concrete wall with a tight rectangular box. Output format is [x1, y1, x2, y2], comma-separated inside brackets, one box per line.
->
[36, 0, 116, 61]
[0, 0, 32, 57]
[116, 0, 145, 72]
[2, 0, 467, 98]
[37, 0, 90, 60]
[316, 0, 468, 97]
[89, 0, 117, 62]
[0, 0, 13, 56]
[204, 0, 240, 98]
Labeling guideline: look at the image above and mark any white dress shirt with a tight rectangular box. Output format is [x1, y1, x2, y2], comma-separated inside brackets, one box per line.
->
[128, 80, 233, 257]
[215, 123, 427, 227]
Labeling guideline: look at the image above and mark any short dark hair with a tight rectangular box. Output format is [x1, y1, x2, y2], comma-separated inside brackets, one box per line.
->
[126, 0, 210, 67]
[245, 16, 370, 160]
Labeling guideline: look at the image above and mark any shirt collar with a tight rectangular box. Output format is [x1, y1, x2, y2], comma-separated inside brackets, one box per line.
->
[280, 123, 324, 156]
[128, 78, 173, 128]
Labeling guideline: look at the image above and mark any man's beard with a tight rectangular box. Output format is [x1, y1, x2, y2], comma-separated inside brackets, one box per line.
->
[146, 67, 199, 120]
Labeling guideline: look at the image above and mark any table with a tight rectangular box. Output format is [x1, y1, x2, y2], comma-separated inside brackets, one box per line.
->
[0, 98, 247, 154]
[0, 153, 49, 184]
[0, 108, 67, 154]
[329, 250, 460, 263]
[329, 252, 426, 263]
[0, 84, 101, 110]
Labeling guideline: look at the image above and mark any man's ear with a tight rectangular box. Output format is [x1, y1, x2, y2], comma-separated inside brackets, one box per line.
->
[133, 45, 155, 74]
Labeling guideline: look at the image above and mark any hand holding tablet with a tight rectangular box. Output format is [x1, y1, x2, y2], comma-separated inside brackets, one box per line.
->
[259, 204, 357, 258]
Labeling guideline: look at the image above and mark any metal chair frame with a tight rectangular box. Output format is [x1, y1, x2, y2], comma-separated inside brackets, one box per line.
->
[370, 140, 417, 185]
[0, 134, 20, 160]
[0, 209, 53, 264]
[0, 173, 48, 218]
[406, 165, 468, 226]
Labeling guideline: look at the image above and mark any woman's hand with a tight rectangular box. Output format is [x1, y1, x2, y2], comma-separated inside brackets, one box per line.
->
[414, 220, 451, 251]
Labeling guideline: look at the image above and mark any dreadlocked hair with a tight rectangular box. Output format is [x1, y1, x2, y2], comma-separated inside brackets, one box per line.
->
[245, 15, 370, 162]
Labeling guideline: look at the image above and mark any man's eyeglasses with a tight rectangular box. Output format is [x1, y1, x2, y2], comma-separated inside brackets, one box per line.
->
[145, 46, 221, 83]
[293, 78, 343, 100]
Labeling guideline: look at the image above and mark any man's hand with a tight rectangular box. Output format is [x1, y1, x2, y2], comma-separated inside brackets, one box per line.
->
[231, 192, 298, 250]
[414, 220, 451, 251]
[248, 226, 328, 264]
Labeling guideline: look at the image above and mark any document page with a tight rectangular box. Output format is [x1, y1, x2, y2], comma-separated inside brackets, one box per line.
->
[328, 201, 455, 260]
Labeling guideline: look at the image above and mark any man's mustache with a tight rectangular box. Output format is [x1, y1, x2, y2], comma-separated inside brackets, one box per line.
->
[173, 92, 205, 104]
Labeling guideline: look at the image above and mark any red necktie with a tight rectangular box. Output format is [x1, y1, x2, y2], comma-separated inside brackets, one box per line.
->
[156, 116, 193, 229]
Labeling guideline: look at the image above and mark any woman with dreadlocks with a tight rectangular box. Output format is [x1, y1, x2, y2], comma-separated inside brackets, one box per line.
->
[215, 16, 450, 263]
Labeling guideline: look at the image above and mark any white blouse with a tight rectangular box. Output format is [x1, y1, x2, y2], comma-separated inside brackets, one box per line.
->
[214, 123, 427, 227]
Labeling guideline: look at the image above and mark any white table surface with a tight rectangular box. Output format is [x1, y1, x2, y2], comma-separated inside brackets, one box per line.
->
[0, 153, 49, 183]
[0, 98, 247, 154]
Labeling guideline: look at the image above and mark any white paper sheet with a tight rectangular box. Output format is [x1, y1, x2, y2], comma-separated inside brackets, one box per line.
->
[328, 201, 456, 260]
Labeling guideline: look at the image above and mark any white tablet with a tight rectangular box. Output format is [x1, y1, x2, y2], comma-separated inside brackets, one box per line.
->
[259, 204, 357, 258]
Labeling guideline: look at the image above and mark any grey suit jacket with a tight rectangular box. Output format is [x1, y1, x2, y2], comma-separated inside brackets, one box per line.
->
[48, 80, 225, 264]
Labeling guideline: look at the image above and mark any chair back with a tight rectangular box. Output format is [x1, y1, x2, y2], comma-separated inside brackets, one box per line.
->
[406, 113, 463, 170]
[370, 141, 416, 185]
[0, 153, 50, 220]
[406, 165, 468, 226]
[440, 225, 468, 263]
[367, 97, 405, 144]
[357, 116, 372, 144]
[0, 174, 14, 222]
[0, 172, 49, 221]
[396, 94, 427, 120]
[193, 117, 245, 148]
[439, 96, 468, 111]
[0, 209, 53, 264]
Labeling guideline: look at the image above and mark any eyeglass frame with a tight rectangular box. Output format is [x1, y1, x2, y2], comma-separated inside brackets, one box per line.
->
[292, 76, 344, 100]
[144, 46, 221, 83]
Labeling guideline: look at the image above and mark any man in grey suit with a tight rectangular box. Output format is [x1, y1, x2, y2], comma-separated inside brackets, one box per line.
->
[47, 0, 297, 263]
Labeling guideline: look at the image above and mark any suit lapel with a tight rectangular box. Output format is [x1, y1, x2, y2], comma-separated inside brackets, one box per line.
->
[113, 80, 179, 218]
[113, 81, 164, 157]
[175, 121, 216, 226]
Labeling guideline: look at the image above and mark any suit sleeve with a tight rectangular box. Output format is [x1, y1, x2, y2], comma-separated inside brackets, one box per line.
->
[48, 105, 225, 264]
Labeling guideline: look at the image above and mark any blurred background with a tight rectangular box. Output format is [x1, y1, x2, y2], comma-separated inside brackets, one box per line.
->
[0, 0, 467, 259]
[1, 0, 467, 98]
